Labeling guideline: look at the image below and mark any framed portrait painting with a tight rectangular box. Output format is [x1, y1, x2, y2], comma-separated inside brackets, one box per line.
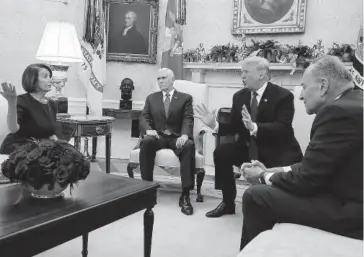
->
[106, 0, 159, 63]
[232, 0, 307, 34]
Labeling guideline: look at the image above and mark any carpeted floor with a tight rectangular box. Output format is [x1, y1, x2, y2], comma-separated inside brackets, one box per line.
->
[32, 159, 246, 257]
[35, 192, 243, 257]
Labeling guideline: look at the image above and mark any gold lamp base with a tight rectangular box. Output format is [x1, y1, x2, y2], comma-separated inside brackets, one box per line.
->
[50, 64, 69, 113]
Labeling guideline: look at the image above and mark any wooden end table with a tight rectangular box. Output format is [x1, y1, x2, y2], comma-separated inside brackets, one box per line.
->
[57, 115, 115, 173]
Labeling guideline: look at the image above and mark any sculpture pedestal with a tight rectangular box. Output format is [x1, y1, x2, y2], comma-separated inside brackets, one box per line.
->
[119, 100, 132, 110]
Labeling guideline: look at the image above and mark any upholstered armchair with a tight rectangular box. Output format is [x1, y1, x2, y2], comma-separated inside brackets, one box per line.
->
[127, 80, 208, 202]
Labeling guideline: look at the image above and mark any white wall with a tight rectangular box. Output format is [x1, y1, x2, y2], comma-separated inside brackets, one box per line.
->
[2, 0, 361, 102]
[183, 0, 363, 51]
[0, 0, 86, 97]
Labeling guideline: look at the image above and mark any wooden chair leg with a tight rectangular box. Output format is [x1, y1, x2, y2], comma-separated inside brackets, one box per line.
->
[127, 163, 139, 178]
[195, 168, 205, 202]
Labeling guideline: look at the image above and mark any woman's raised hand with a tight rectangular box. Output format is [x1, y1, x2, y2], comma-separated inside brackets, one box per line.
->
[0, 82, 17, 103]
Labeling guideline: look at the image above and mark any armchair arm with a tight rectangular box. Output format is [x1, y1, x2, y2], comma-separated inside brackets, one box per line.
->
[194, 126, 208, 155]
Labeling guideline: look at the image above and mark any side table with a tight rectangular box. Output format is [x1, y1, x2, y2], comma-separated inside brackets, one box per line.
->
[57, 115, 115, 173]
[102, 109, 142, 137]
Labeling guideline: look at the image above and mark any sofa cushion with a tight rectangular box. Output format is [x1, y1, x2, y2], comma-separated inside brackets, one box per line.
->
[130, 148, 204, 169]
[237, 223, 363, 257]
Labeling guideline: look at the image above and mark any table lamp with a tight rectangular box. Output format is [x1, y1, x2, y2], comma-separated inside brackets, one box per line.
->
[36, 21, 83, 113]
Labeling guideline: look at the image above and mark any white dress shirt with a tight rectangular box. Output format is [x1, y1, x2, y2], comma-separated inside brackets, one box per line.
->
[123, 26, 132, 36]
[250, 82, 268, 136]
[162, 89, 175, 102]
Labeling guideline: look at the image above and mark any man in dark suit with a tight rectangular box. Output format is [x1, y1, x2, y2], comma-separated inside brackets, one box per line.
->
[139, 68, 195, 215]
[195, 56, 302, 218]
[108, 11, 147, 54]
[240, 55, 363, 249]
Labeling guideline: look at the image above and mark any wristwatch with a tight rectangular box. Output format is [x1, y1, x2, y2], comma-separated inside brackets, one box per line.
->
[259, 171, 266, 184]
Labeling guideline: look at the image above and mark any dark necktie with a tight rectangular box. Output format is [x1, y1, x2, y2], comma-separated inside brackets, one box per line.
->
[250, 91, 258, 122]
[249, 91, 258, 160]
[164, 92, 171, 117]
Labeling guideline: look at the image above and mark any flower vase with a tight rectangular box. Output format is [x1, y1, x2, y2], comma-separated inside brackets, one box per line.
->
[342, 53, 352, 62]
[25, 182, 69, 199]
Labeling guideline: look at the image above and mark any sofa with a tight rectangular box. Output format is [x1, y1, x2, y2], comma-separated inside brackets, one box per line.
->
[237, 223, 363, 257]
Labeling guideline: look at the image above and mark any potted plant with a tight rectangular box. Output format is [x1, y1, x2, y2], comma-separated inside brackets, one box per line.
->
[291, 43, 314, 68]
[2, 139, 90, 202]
[183, 49, 199, 62]
[328, 43, 355, 62]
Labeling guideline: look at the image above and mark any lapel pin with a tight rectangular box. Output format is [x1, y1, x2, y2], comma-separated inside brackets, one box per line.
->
[264, 99, 268, 102]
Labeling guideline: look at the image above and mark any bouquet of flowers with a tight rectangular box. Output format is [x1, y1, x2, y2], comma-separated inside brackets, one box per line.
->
[1, 139, 90, 191]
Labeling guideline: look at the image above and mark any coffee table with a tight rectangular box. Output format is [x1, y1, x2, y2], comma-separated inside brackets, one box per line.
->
[0, 171, 159, 257]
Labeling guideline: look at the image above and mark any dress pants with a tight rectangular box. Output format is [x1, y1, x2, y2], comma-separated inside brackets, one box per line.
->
[240, 184, 363, 250]
[214, 142, 249, 204]
[139, 135, 195, 189]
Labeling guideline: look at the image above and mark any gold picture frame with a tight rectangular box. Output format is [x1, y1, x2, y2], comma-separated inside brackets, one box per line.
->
[106, 0, 159, 63]
[232, 0, 307, 35]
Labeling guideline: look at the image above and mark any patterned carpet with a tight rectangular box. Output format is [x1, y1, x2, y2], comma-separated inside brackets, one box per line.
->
[97, 158, 250, 203]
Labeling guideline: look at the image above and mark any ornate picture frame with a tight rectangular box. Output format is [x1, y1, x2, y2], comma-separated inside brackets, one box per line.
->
[106, 0, 159, 63]
[232, 0, 307, 35]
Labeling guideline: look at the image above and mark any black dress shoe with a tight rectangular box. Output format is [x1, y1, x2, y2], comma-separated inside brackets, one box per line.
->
[179, 195, 193, 215]
[206, 202, 235, 218]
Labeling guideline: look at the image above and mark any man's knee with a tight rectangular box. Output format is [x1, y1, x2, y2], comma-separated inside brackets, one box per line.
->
[140, 135, 157, 148]
[242, 185, 270, 212]
[182, 139, 195, 150]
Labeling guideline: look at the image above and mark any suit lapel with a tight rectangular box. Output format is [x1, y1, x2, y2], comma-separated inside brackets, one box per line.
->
[157, 91, 167, 119]
[243, 89, 252, 114]
[256, 83, 271, 119]
[167, 90, 179, 118]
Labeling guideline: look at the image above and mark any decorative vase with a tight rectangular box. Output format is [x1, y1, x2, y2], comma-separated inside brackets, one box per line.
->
[342, 53, 352, 62]
[25, 183, 68, 199]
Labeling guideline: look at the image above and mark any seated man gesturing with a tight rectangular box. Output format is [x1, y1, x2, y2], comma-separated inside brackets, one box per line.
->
[195, 56, 303, 218]
[139, 68, 195, 216]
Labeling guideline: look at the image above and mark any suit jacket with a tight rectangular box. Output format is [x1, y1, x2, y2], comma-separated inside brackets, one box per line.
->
[139, 90, 194, 139]
[223, 82, 302, 167]
[108, 26, 147, 54]
[271, 89, 363, 203]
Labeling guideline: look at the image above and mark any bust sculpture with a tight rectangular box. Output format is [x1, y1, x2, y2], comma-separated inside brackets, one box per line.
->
[119, 78, 135, 110]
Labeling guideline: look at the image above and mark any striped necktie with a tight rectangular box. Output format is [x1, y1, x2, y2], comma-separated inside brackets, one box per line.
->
[250, 91, 258, 122]
[249, 91, 259, 160]
[164, 92, 170, 117]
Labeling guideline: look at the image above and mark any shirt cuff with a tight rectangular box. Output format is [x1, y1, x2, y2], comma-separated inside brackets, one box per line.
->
[283, 166, 292, 172]
[249, 123, 258, 136]
[212, 121, 219, 133]
[264, 173, 273, 185]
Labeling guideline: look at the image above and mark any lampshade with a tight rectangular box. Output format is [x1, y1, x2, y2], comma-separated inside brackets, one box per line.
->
[36, 21, 83, 63]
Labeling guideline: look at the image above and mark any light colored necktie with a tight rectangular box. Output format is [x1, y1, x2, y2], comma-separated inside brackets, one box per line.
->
[164, 92, 170, 117]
